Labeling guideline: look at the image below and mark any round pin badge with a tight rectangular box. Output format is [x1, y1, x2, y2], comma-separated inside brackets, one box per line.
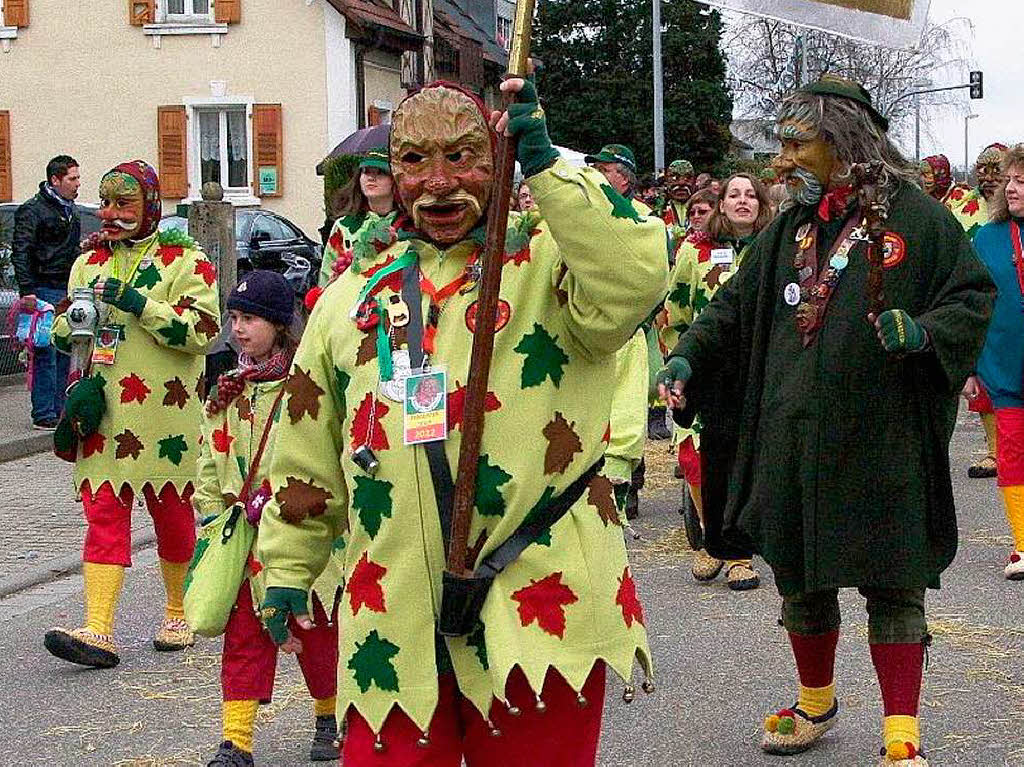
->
[882, 233, 907, 269]
[466, 299, 511, 333]
[830, 254, 849, 270]
[784, 283, 802, 306]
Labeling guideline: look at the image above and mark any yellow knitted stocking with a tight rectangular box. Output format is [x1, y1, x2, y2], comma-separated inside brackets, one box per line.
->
[314, 696, 337, 718]
[160, 559, 189, 621]
[982, 412, 998, 460]
[1001, 485, 1024, 551]
[223, 699, 259, 754]
[83, 562, 125, 637]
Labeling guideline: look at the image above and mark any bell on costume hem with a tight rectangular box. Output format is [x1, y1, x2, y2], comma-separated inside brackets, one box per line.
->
[623, 684, 636, 703]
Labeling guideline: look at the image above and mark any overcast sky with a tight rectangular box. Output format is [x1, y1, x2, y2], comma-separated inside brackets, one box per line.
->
[904, 0, 1021, 169]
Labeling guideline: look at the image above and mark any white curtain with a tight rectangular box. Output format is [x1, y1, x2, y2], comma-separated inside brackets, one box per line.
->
[227, 111, 247, 161]
[199, 112, 220, 161]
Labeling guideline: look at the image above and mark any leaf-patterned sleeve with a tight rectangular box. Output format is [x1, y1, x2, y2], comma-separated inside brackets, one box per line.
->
[192, 410, 224, 520]
[136, 248, 220, 355]
[660, 242, 698, 353]
[256, 310, 350, 592]
[528, 159, 669, 359]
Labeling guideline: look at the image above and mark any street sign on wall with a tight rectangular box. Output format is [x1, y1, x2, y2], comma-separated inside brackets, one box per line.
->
[704, 0, 931, 49]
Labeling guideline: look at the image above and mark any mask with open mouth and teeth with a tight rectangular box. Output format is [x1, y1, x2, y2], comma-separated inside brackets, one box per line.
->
[97, 160, 162, 242]
[390, 83, 496, 245]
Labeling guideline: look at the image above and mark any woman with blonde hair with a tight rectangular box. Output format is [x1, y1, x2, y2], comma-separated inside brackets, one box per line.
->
[662, 173, 773, 590]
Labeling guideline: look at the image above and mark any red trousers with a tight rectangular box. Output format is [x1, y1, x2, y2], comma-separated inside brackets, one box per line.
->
[82, 481, 196, 566]
[996, 407, 1024, 487]
[222, 579, 338, 703]
[677, 436, 702, 487]
[343, 662, 606, 767]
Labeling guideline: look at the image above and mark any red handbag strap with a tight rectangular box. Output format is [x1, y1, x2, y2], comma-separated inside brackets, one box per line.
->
[239, 386, 287, 504]
[1011, 220, 1024, 298]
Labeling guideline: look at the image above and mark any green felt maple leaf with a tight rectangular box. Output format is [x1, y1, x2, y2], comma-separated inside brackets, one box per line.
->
[692, 286, 710, 314]
[514, 323, 569, 389]
[157, 434, 189, 466]
[353, 476, 394, 539]
[466, 622, 489, 669]
[475, 454, 512, 517]
[334, 367, 351, 413]
[133, 263, 162, 290]
[667, 280, 691, 308]
[347, 629, 400, 693]
[523, 487, 556, 547]
[236, 455, 247, 481]
[600, 184, 642, 223]
[158, 319, 189, 347]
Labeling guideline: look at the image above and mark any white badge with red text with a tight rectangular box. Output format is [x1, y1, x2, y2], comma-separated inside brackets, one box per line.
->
[403, 367, 448, 445]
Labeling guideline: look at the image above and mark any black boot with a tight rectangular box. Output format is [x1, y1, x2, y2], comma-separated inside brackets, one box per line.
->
[626, 459, 645, 520]
[310, 714, 340, 761]
[207, 741, 254, 767]
[647, 406, 672, 440]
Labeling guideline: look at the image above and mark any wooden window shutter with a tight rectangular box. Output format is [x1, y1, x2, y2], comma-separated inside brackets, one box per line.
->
[128, 0, 154, 25]
[214, 0, 240, 24]
[157, 106, 188, 199]
[252, 104, 283, 198]
[0, 112, 12, 203]
[3, 0, 29, 27]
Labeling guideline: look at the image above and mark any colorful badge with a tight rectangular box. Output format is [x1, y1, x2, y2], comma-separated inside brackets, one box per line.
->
[91, 325, 121, 365]
[710, 247, 736, 265]
[380, 349, 412, 403]
[404, 368, 448, 445]
[465, 299, 511, 334]
[882, 232, 906, 269]
[783, 283, 802, 306]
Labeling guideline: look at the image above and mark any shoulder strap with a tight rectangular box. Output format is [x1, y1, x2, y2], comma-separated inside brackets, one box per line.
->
[240, 385, 287, 504]
[401, 263, 456, 555]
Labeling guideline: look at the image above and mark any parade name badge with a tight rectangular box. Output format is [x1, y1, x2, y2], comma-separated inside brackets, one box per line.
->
[710, 247, 736, 266]
[91, 325, 122, 365]
[404, 368, 448, 445]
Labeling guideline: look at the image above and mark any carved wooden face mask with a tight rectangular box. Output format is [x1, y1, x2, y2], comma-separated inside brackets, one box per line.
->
[98, 173, 146, 241]
[390, 85, 495, 245]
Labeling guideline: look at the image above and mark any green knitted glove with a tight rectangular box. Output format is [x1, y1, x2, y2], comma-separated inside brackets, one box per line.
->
[656, 356, 693, 390]
[260, 587, 309, 645]
[100, 277, 147, 317]
[64, 375, 107, 437]
[506, 78, 560, 179]
[875, 309, 927, 353]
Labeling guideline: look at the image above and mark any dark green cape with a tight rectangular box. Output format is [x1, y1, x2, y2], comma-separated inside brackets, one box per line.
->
[672, 182, 995, 595]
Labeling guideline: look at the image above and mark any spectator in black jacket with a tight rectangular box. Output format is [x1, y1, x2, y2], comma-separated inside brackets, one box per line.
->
[12, 155, 82, 429]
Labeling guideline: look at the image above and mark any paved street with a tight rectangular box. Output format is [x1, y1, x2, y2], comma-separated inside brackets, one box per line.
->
[0, 408, 1022, 766]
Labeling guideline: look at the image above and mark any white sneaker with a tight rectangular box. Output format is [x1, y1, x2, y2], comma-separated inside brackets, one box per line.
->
[1005, 551, 1024, 581]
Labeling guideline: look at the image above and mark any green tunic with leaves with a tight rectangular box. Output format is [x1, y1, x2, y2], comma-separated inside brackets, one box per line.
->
[53, 231, 220, 495]
[319, 211, 399, 287]
[256, 160, 666, 733]
[671, 183, 994, 595]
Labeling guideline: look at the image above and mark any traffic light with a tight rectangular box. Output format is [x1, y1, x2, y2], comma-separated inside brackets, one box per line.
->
[970, 71, 984, 99]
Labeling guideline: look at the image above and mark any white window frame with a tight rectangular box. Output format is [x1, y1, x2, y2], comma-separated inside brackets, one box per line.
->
[144, 0, 227, 48]
[496, 14, 512, 51]
[0, 1, 19, 53]
[184, 96, 260, 207]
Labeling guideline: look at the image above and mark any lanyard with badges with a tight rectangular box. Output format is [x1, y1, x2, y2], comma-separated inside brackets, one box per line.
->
[92, 239, 156, 366]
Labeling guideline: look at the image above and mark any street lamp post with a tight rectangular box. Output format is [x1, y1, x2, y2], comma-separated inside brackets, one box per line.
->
[653, 0, 665, 173]
[964, 113, 978, 184]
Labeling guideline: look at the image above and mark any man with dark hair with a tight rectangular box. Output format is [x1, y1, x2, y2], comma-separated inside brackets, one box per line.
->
[12, 154, 82, 429]
[659, 75, 994, 765]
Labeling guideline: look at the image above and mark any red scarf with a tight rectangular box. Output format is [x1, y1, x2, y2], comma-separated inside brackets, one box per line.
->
[206, 345, 294, 416]
[817, 185, 854, 222]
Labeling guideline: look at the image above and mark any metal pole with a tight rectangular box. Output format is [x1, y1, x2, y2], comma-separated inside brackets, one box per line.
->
[653, 0, 664, 174]
[964, 116, 970, 185]
[914, 93, 921, 163]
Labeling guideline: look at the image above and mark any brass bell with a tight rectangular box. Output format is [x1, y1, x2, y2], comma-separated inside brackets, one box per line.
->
[642, 678, 655, 694]
[576, 692, 588, 708]
[416, 732, 430, 748]
[535, 695, 547, 713]
[622, 684, 636, 703]
[373, 735, 385, 753]
[507, 704, 522, 717]
[487, 719, 502, 737]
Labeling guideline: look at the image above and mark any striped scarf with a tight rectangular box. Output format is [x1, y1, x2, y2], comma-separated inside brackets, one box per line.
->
[206, 345, 294, 416]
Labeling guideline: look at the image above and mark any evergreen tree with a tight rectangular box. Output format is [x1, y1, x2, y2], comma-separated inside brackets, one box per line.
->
[533, 0, 733, 175]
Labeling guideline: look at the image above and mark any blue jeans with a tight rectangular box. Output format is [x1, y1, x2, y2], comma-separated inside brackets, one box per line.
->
[29, 286, 70, 423]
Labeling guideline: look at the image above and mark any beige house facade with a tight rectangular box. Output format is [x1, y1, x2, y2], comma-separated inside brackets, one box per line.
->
[0, 0, 383, 235]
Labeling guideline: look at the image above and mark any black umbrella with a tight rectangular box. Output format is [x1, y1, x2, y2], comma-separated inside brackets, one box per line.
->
[316, 124, 390, 175]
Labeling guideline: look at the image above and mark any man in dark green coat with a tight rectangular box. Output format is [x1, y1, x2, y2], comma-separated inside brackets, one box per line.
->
[658, 76, 994, 767]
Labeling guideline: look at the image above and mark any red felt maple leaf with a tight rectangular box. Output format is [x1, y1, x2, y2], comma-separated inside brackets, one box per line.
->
[615, 566, 645, 628]
[86, 247, 112, 266]
[602, 423, 611, 444]
[350, 393, 390, 452]
[194, 259, 217, 286]
[172, 296, 197, 316]
[963, 198, 980, 216]
[119, 373, 152, 404]
[511, 572, 579, 639]
[346, 552, 388, 615]
[447, 380, 502, 431]
[160, 245, 184, 266]
[947, 187, 965, 201]
[81, 432, 106, 458]
[212, 425, 234, 454]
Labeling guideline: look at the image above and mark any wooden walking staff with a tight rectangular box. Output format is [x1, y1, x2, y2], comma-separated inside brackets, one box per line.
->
[853, 162, 890, 316]
[447, 0, 537, 579]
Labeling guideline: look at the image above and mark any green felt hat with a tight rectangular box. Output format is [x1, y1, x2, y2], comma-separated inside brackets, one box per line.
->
[799, 74, 889, 132]
[668, 159, 694, 176]
[359, 149, 391, 173]
[585, 144, 637, 173]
